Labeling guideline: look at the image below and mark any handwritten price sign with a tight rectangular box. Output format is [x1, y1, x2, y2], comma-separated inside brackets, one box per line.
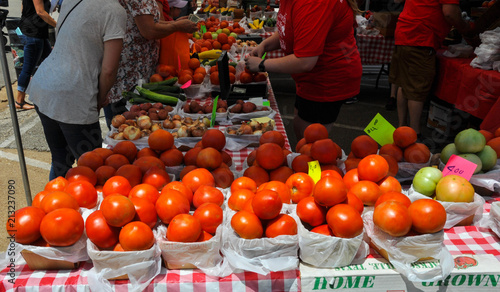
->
[364, 113, 395, 146]
[442, 154, 477, 180]
[308, 160, 321, 184]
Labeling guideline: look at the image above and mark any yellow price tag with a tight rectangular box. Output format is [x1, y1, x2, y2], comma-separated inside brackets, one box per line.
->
[251, 117, 273, 123]
[308, 160, 322, 184]
[364, 113, 395, 146]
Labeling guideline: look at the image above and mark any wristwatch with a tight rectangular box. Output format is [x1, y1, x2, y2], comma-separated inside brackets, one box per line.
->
[259, 59, 266, 72]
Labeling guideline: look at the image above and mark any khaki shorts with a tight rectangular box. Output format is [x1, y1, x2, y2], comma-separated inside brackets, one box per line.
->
[389, 45, 436, 102]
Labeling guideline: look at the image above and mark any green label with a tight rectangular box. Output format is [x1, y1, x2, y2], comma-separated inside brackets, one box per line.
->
[364, 113, 395, 146]
[211, 96, 219, 128]
[312, 276, 376, 290]
[201, 25, 207, 34]
[263, 100, 270, 107]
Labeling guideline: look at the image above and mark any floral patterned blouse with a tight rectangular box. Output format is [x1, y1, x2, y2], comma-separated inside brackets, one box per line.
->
[108, 0, 160, 103]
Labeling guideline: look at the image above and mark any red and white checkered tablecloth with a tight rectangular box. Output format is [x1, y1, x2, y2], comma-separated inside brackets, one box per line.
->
[258, 32, 285, 59]
[356, 34, 395, 65]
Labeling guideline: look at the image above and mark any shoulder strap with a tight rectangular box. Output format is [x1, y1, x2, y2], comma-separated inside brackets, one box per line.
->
[57, 0, 83, 31]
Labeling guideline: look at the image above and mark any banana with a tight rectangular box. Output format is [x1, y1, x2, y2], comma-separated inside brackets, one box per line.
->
[259, 20, 264, 29]
[248, 23, 257, 29]
[253, 19, 260, 27]
[198, 49, 222, 60]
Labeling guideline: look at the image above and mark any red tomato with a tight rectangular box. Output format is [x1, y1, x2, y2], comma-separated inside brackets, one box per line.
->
[100, 194, 136, 227]
[252, 189, 283, 220]
[32, 190, 50, 208]
[166, 214, 202, 242]
[161, 181, 193, 204]
[230, 210, 263, 239]
[64, 180, 98, 209]
[39, 191, 80, 214]
[228, 189, 255, 211]
[313, 176, 348, 207]
[374, 191, 411, 208]
[128, 183, 160, 205]
[408, 199, 446, 234]
[197, 231, 214, 242]
[373, 201, 412, 237]
[85, 210, 120, 250]
[285, 172, 315, 204]
[6, 206, 45, 244]
[193, 202, 223, 234]
[155, 190, 190, 224]
[310, 224, 334, 236]
[296, 196, 327, 227]
[348, 180, 382, 206]
[326, 204, 364, 238]
[321, 169, 343, 180]
[182, 168, 216, 193]
[257, 181, 292, 204]
[357, 154, 389, 182]
[343, 169, 359, 190]
[265, 214, 298, 238]
[119, 221, 155, 251]
[344, 192, 364, 214]
[131, 197, 158, 229]
[378, 175, 402, 194]
[44, 176, 69, 192]
[230, 176, 258, 194]
[102, 176, 132, 197]
[435, 175, 475, 203]
[40, 208, 84, 246]
[193, 185, 225, 208]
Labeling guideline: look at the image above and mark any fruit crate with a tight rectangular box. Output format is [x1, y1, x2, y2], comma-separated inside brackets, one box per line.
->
[21, 250, 81, 270]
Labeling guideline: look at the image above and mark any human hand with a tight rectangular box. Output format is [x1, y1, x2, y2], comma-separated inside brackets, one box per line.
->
[250, 45, 265, 58]
[244, 56, 262, 73]
[175, 19, 198, 33]
[98, 97, 109, 111]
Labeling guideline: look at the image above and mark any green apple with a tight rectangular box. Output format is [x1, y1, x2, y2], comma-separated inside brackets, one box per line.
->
[229, 32, 238, 38]
[194, 32, 201, 39]
[216, 29, 223, 34]
[212, 33, 218, 39]
[412, 167, 443, 197]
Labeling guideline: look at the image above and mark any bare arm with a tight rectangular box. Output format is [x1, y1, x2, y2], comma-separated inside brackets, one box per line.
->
[250, 33, 281, 57]
[97, 39, 123, 109]
[442, 4, 470, 34]
[246, 54, 319, 74]
[33, 0, 56, 27]
[134, 14, 197, 40]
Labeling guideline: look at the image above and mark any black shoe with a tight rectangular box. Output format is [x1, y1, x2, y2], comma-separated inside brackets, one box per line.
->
[385, 97, 396, 111]
[344, 97, 358, 104]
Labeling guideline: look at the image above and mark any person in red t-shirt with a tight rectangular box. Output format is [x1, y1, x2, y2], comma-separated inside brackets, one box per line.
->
[388, 0, 471, 139]
[246, 0, 362, 140]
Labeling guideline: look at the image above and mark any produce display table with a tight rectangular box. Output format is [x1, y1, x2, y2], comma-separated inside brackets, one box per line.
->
[356, 34, 395, 65]
[434, 50, 500, 133]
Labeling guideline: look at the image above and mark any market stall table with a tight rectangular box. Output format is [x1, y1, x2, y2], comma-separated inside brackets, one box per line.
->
[434, 50, 500, 133]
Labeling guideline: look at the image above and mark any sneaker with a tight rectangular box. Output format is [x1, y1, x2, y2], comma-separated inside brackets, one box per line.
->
[385, 97, 396, 111]
[344, 97, 358, 104]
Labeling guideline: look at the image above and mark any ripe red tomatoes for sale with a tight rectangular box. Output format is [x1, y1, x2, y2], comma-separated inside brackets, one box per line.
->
[252, 189, 283, 220]
[167, 214, 202, 242]
[193, 202, 224, 235]
[265, 214, 298, 238]
[102, 175, 132, 197]
[231, 210, 263, 239]
[326, 204, 363, 238]
[40, 208, 84, 246]
[64, 180, 98, 209]
[313, 176, 348, 207]
[85, 210, 120, 250]
[7, 206, 46, 244]
[119, 221, 155, 251]
[155, 190, 190, 224]
[182, 168, 216, 193]
[285, 172, 315, 204]
[128, 183, 160, 205]
[374, 191, 411, 208]
[296, 196, 327, 227]
[373, 201, 412, 237]
[408, 199, 446, 234]
[193, 185, 225, 208]
[100, 194, 136, 227]
[357, 154, 389, 182]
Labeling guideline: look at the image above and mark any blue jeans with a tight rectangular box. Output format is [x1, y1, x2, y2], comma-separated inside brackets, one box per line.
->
[35, 107, 103, 180]
[17, 36, 51, 92]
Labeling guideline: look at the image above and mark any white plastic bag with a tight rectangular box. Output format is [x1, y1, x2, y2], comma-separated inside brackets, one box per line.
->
[289, 207, 368, 268]
[363, 211, 454, 282]
[16, 234, 89, 264]
[156, 224, 231, 277]
[86, 240, 162, 292]
[489, 202, 500, 238]
[221, 209, 299, 275]
[396, 157, 432, 182]
[407, 186, 485, 229]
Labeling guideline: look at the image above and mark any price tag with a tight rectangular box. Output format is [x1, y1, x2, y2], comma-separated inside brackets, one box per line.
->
[201, 25, 207, 34]
[210, 96, 219, 128]
[442, 154, 477, 180]
[308, 160, 321, 184]
[364, 113, 395, 146]
[263, 100, 270, 107]
[251, 117, 273, 123]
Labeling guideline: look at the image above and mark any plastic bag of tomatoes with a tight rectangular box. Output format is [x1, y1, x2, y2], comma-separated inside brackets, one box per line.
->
[221, 208, 299, 275]
[156, 223, 229, 277]
[86, 238, 162, 290]
[289, 208, 369, 268]
[408, 186, 485, 229]
[362, 211, 454, 282]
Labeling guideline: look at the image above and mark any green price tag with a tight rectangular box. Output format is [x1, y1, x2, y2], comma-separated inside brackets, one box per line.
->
[308, 160, 322, 184]
[263, 101, 270, 107]
[201, 25, 207, 34]
[210, 96, 219, 128]
[364, 113, 395, 146]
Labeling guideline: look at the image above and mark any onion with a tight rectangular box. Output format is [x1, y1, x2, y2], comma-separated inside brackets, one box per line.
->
[177, 125, 189, 138]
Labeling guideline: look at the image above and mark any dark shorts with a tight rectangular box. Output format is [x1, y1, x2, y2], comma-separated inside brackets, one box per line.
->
[389, 45, 436, 102]
[294, 95, 344, 124]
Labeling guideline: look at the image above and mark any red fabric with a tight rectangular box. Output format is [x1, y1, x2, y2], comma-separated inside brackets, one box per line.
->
[157, 0, 173, 20]
[395, 0, 459, 50]
[277, 0, 362, 102]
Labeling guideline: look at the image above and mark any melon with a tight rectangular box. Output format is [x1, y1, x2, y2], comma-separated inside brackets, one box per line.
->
[440, 143, 459, 164]
[457, 153, 483, 174]
[476, 145, 497, 172]
[454, 129, 486, 153]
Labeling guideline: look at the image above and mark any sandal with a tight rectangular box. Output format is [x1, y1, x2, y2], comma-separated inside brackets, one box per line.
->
[15, 101, 35, 110]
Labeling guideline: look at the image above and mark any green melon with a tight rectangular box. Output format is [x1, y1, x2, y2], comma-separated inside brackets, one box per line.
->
[454, 128, 486, 153]
[440, 143, 459, 164]
[476, 145, 497, 172]
[458, 153, 483, 174]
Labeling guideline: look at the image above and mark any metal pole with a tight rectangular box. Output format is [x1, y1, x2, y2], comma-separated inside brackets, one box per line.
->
[0, 10, 32, 205]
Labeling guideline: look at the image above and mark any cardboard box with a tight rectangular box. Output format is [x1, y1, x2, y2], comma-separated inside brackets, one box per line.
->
[426, 101, 469, 137]
[300, 254, 500, 291]
[21, 250, 80, 270]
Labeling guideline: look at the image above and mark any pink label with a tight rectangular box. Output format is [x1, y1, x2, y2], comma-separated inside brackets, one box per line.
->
[442, 154, 477, 180]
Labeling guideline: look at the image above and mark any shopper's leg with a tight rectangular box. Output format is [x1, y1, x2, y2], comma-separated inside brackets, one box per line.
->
[16, 37, 37, 109]
[35, 108, 74, 180]
[397, 87, 407, 128]
[60, 122, 103, 161]
[408, 100, 424, 135]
